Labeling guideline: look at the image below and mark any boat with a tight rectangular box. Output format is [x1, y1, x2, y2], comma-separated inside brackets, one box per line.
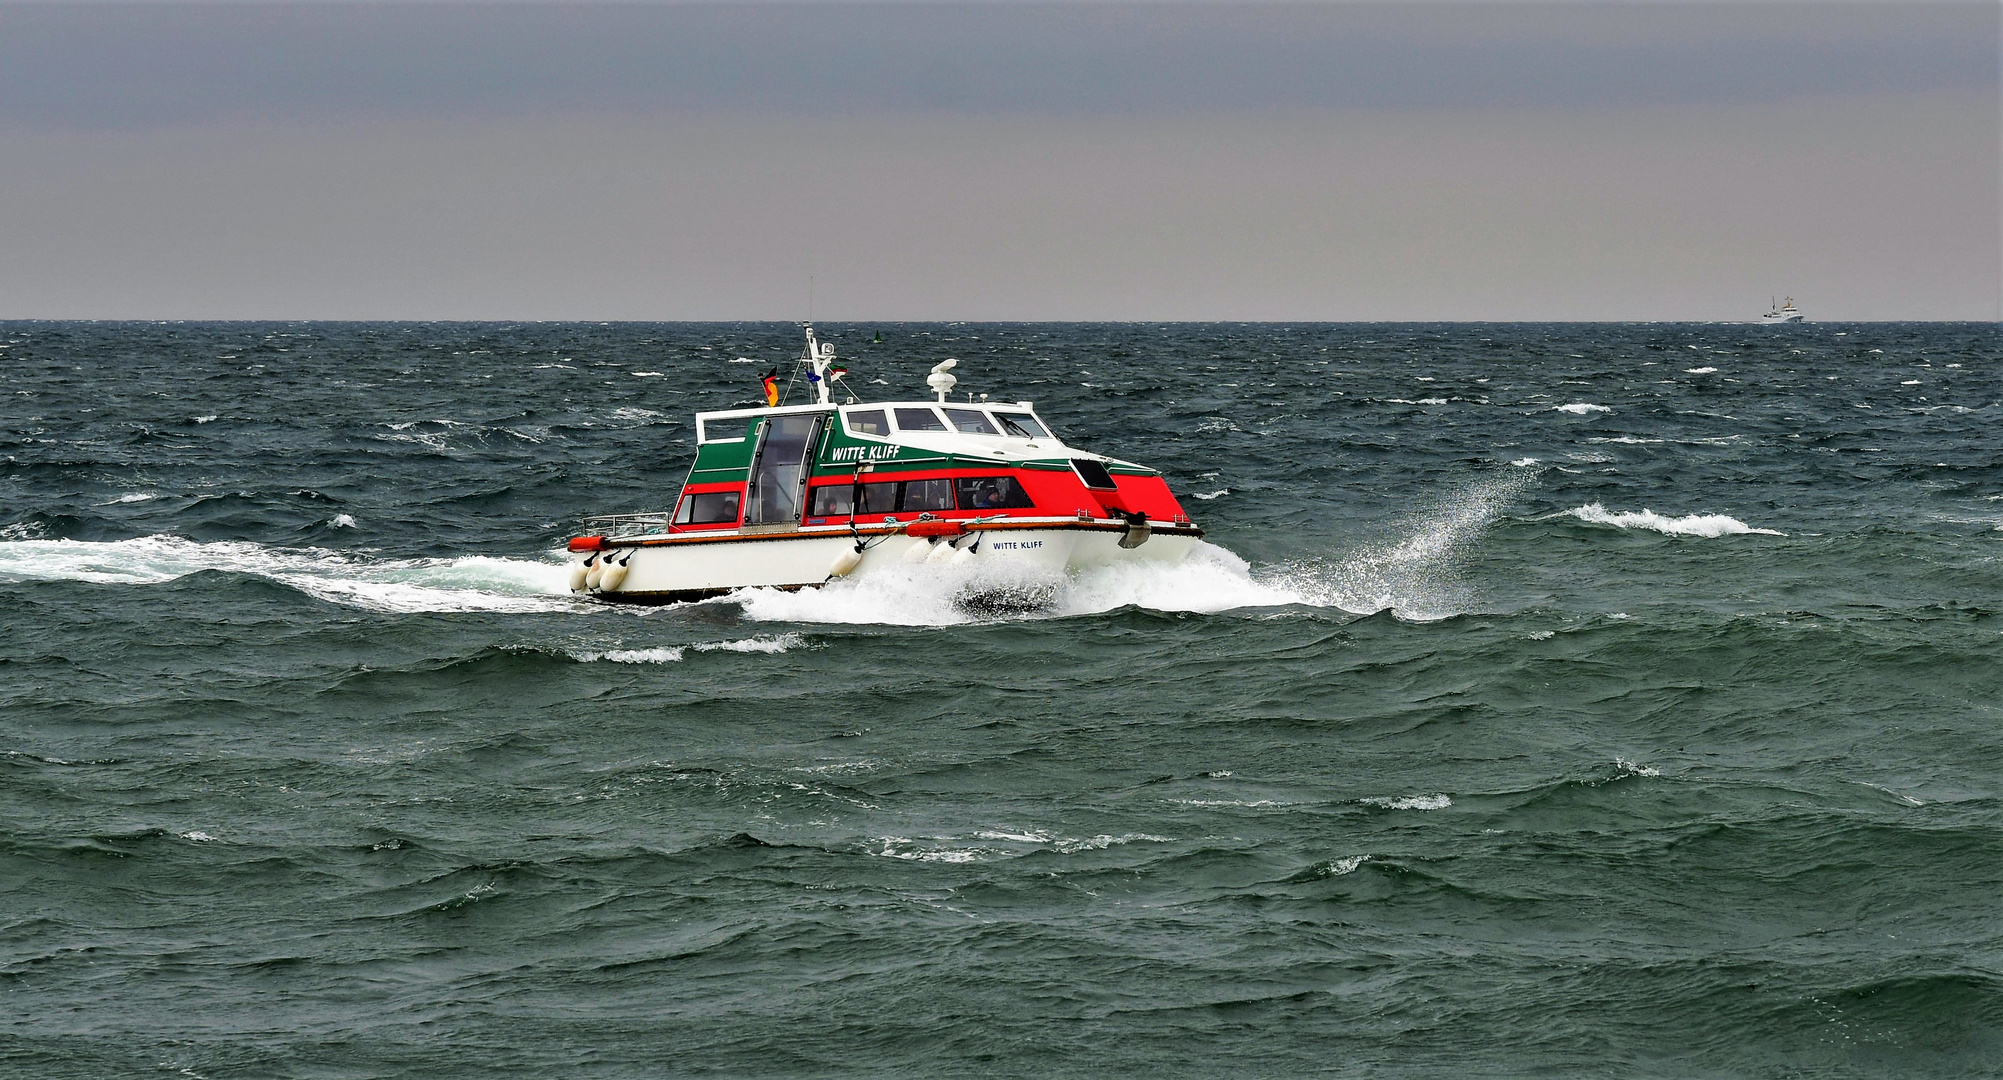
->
[1761, 296, 1805, 323]
[564, 326, 1203, 604]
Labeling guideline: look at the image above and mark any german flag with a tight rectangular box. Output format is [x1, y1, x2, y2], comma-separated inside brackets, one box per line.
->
[761, 368, 780, 407]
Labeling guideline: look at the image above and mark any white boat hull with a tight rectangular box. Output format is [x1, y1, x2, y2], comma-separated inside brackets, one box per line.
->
[572, 521, 1199, 604]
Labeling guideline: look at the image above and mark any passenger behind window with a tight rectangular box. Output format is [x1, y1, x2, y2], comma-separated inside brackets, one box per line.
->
[675, 490, 742, 525]
[902, 479, 954, 512]
[808, 485, 853, 516]
[954, 477, 1035, 510]
[860, 481, 900, 514]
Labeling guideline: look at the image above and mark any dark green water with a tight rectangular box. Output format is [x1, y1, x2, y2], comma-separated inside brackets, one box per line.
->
[2, 321, 1999, 1077]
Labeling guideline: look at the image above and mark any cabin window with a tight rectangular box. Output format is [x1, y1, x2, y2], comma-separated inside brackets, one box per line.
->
[894, 407, 948, 432]
[845, 410, 889, 437]
[994, 412, 1050, 439]
[808, 485, 854, 517]
[860, 480, 900, 514]
[825, 479, 967, 515]
[1071, 458, 1119, 490]
[902, 479, 955, 512]
[674, 490, 742, 525]
[955, 476, 1035, 510]
[944, 408, 999, 435]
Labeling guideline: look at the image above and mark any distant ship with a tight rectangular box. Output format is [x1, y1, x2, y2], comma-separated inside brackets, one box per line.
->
[1761, 296, 1805, 323]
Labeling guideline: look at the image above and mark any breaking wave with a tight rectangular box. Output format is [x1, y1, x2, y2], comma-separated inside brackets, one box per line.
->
[0, 535, 574, 613]
[1567, 504, 1785, 538]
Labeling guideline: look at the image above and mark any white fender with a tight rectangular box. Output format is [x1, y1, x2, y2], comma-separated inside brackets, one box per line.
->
[829, 546, 863, 578]
[568, 560, 589, 592]
[585, 555, 605, 591]
[951, 543, 977, 566]
[901, 538, 933, 564]
[599, 554, 629, 592]
[925, 540, 957, 564]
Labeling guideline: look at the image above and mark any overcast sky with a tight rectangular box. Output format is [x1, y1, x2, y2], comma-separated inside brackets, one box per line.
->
[0, 1, 1994, 320]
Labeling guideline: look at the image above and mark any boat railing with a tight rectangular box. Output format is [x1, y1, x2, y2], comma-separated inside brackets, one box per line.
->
[580, 511, 675, 535]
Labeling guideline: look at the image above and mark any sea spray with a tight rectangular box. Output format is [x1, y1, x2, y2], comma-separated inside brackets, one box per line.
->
[1268, 469, 1537, 620]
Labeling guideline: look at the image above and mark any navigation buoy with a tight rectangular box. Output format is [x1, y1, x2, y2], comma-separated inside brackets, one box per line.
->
[599, 552, 629, 592]
[829, 546, 863, 578]
[568, 559, 589, 592]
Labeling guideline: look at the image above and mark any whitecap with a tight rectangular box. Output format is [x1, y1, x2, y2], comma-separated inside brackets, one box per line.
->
[1054, 833, 1170, 853]
[1191, 489, 1230, 500]
[630, 371, 664, 377]
[1509, 458, 1538, 467]
[101, 492, 159, 505]
[591, 647, 686, 664]
[1305, 855, 1370, 877]
[1684, 366, 1718, 374]
[976, 830, 1053, 843]
[575, 635, 802, 663]
[1360, 794, 1451, 810]
[693, 634, 804, 654]
[1566, 503, 1785, 537]
[193, 415, 218, 424]
[870, 837, 986, 863]
[330, 514, 358, 528]
[1554, 403, 1611, 415]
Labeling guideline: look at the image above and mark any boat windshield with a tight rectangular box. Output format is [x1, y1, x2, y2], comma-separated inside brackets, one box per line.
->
[943, 408, 999, 435]
[894, 407, 948, 432]
[994, 412, 1049, 439]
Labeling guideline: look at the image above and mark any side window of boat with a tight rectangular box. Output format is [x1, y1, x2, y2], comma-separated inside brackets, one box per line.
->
[859, 481, 900, 514]
[893, 407, 947, 432]
[846, 409, 888, 437]
[994, 412, 1050, 439]
[955, 476, 1035, 510]
[808, 485, 854, 516]
[943, 408, 999, 435]
[902, 479, 955, 512]
[675, 490, 741, 525]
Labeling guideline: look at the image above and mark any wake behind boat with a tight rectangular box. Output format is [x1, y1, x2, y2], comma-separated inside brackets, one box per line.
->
[566, 327, 1202, 603]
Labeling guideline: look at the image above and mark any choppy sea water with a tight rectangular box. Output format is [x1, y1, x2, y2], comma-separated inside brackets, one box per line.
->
[2, 321, 1999, 1078]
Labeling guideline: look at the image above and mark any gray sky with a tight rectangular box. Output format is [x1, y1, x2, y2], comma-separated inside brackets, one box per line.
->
[0, 1, 1995, 320]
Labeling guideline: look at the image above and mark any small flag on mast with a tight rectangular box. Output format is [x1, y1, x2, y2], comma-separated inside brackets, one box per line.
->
[761, 368, 780, 407]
